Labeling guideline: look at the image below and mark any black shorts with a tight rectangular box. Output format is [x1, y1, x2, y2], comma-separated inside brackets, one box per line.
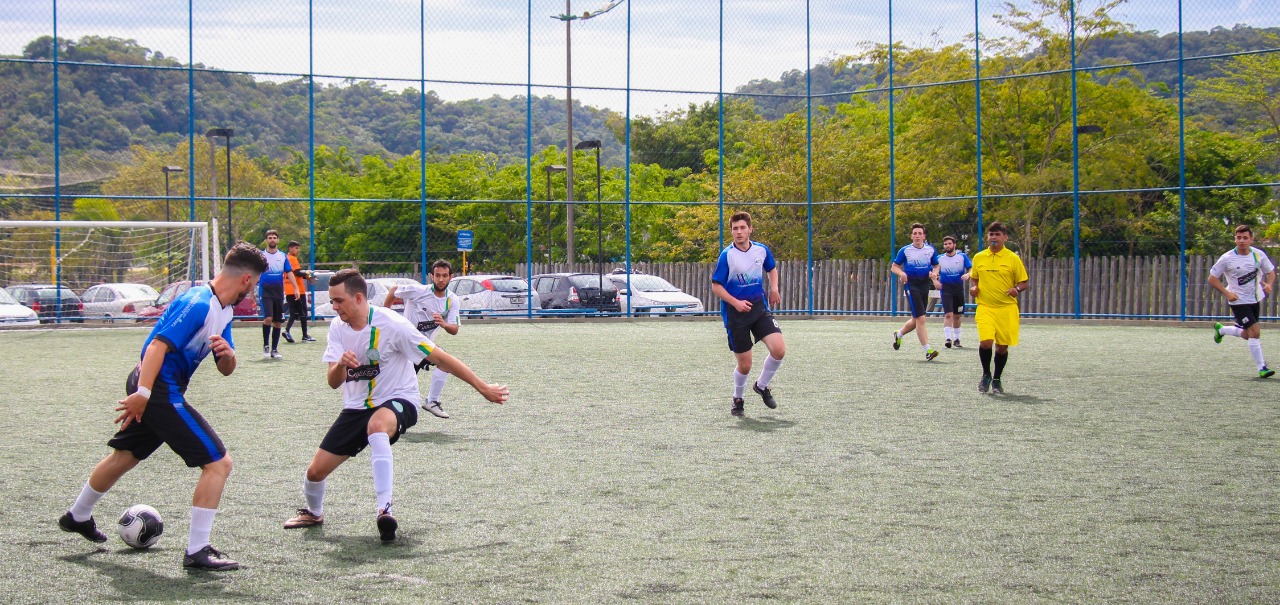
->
[724, 302, 782, 354]
[286, 294, 307, 318]
[904, 278, 932, 318]
[1231, 303, 1260, 329]
[941, 283, 967, 315]
[109, 366, 226, 467]
[261, 286, 285, 323]
[318, 399, 419, 457]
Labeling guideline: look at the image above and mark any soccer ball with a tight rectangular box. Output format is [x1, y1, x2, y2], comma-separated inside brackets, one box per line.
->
[117, 504, 164, 549]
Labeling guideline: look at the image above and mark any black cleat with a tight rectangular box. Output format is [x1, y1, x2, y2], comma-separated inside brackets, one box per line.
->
[753, 383, 778, 409]
[377, 505, 397, 543]
[301, 335, 316, 343]
[991, 378, 1004, 395]
[944, 339, 952, 349]
[978, 374, 991, 394]
[953, 340, 962, 348]
[730, 398, 745, 417]
[892, 332, 902, 350]
[183, 545, 241, 571]
[59, 512, 108, 543]
[282, 330, 295, 344]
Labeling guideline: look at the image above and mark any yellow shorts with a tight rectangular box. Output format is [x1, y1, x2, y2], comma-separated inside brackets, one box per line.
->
[975, 304, 1020, 346]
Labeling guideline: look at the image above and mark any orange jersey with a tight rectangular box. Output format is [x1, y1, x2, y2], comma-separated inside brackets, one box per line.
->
[284, 253, 306, 296]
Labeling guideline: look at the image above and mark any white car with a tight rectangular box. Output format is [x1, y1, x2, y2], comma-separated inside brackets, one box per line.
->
[0, 287, 39, 326]
[313, 276, 420, 317]
[607, 272, 705, 315]
[447, 274, 541, 317]
[81, 283, 161, 322]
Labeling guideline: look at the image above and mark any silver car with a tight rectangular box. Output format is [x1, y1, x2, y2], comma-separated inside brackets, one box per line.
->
[313, 275, 419, 317]
[447, 274, 540, 317]
[0, 287, 39, 326]
[606, 272, 705, 315]
[81, 283, 161, 322]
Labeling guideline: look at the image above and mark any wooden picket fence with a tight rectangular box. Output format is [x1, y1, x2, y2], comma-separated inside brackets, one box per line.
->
[518, 255, 1272, 318]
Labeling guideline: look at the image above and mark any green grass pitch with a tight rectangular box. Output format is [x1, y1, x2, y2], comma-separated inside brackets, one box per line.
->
[0, 319, 1276, 604]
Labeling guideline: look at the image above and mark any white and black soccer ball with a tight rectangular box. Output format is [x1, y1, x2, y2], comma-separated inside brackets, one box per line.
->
[117, 504, 164, 549]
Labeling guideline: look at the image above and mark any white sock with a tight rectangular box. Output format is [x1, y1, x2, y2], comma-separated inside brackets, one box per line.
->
[733, 369, 748, 399]
[894, 330, 901, 339]
[1220, 325, 1244, 338]
[756, 356, 783, 389]
[369, 432, 393, 513]
[923, 344, 932, 354]
[69, 481, 106, 522]
[944, 327, 954, 340]
[187, 506, 217, 555]
[304, 476, 326, 516]
[428, 367, 449, 402]
[955, 327, 962, 341]
[1249, 338, 1266, 370]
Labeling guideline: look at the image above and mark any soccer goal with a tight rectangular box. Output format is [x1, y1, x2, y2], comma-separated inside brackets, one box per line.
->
[0, 220, 211, 295]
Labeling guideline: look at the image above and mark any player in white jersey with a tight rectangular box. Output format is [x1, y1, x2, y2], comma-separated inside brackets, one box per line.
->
[936, 235, 973, 348]
[385, 259, 462, 419]
[1209, 224, 1276, 378]
[284, 269, 508, 542]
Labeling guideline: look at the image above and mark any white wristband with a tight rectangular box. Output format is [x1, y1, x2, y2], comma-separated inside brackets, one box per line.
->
[135, 385, 151, 400]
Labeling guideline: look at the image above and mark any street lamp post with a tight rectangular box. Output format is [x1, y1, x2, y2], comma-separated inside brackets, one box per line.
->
[575, 140, 602, 288]
[552, 1, 624, 269]
[544, 164, 566, 270]
[205, 128, 234, 251]
[161, 165, 183, 278]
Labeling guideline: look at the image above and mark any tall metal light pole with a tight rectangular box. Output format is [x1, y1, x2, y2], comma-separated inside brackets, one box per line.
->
[162, 165, 183, 278]
[544, 164, 566, 268]
[552, 1, 624, 269]
[206, 128, 234, 251]
[575, 140, 602, 287]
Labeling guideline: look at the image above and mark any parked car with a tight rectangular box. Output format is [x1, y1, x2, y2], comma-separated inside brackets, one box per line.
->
[0, 287, 40, 326]
[4, 284, 85, 323]
[312, 275, 418, 318]
[606, 271, 705, 315]
[531, 272, 620, 314]
[81, 283, 161, 322]
[447, 274, 541, 317]
[136, 280, 260, 321]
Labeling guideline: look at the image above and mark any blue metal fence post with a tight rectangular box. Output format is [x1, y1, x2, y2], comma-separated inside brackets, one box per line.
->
[974, 0, 984, 251]
[806, 0, 814, 316]
[717, 0, 725, 251]
[307, 0, 316, 316]
[187, 0, 196, 227]
[624, 0, 633, 317]
[525, 0, 534, 317]
[422, 0, 430, 285]
[1069, 0, 1082, 319]
[888, 0, 898, 317]
[53, 0, 61, 319]
[1178, 0, 1188, 321]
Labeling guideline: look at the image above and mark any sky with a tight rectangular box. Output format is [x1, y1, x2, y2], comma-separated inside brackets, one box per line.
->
[1, 0, 1276, 116]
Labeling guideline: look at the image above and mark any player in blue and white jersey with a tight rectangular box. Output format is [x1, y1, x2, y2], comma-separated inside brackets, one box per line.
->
[1209, 224, 1276, 378]
[259, 229, 294, 359]
[282, 269, 508, 542]
[711, 211, 786, 417]
[936, 235, 973, 348]
[58, 243, 268, 571]
[891, 223, 941, 361]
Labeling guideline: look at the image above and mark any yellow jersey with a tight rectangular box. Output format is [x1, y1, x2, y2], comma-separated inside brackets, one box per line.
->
[971, 246, 1028, 308]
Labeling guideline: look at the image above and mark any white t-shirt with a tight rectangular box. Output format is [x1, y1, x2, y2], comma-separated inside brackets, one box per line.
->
[395, 283, 461, 339]
[323, 306, 437, 410]
[1210, 246, 1275, 305]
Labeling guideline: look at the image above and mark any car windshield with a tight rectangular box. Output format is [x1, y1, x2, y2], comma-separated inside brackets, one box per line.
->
[614, 274, 679, 292]
[120, 284, 159, 299]
[489, 278, 528, 293]
[38, 288, 78, 300]
[568, 274, 617, 291]
[0, 289, 17, 304]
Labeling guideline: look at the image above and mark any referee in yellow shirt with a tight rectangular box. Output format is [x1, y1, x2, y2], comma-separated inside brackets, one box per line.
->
[969, 222, 1029, 394]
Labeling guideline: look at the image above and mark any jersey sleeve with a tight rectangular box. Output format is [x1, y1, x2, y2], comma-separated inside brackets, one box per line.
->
[1261, 252, 1276, 274]
[1013, 254, 1030, 283]
[153, 293, 208, 352]
[892, 246, 906, 266]
[1209, 254, 1229, 278]
[964, 254, 973, 270]
[322, 318, 344, 363]
[220, 318, 234, 350]
[761, 244, 776, 272]
[711, 249, 730, 284]
[445, 293, 462, 325]
[395, 317, 436, 365]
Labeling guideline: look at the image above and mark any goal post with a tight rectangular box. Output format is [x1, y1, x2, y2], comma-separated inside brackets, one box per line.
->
[0, 220, 212, 294]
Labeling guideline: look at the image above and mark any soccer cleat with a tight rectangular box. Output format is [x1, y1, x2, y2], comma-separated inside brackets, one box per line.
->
[282, 330, 295, 344]
[1261, 367, 1275, 379]
[991, 378, 1004, 394]
[978, 374, 991, 394]
[730, 398, 745, 417]
[377, 505, 397, 543]
[925, 348, 939, 361]
[183, 544, 240, 571]
[58, 512, 108, 543]
[753, 383, 778, 409]
[424, 401, 450, 419]
[301, 335, 316, 343]
[953, 340, 962, 348]
[263, 346, 270, 358]
[1213, 322, 1224, 344]
[944, 339, 952, 349]
[283, 508, 324, 529]
[270, 350, 283, 359]
[892, 332, 902, 350]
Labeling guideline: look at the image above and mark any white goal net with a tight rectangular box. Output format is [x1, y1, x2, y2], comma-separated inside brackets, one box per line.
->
[0, 220, 211, 297]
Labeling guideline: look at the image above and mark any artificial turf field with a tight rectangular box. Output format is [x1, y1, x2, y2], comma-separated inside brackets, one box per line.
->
[0, 318, 1276, 604]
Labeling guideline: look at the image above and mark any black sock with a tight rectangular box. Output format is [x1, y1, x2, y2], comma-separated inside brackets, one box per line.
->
[285, 315, 295, 332]
[262, 324, 270, 347]
[979, 347, 992, 376]
[300, 317, 308, 338]
[993, 352, 1008, 379]
[271, 327, 281, 350]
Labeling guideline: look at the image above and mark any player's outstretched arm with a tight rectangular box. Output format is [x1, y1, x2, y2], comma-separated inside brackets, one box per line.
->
[426, 349, 509, 404]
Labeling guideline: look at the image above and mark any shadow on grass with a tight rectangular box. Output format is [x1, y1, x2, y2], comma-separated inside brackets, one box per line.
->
[397, 431, 478, 445]
[58, 549, 254, 601]
[732, 416, 797, 432]
[991, 393, 1052, 405]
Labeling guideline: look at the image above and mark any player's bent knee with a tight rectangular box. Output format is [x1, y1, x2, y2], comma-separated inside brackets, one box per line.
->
[203, 455, 233, 477]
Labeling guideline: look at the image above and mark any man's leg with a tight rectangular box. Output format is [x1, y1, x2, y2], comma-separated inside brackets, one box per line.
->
[1246, 324, 1271, 375]
[188, 456, 232, 556]
[285, 449, 347, 528]
[943, 312, 955, 346]
[61, 449, 142, 541]
[367, 408, 401, 542]
[756, 332, 786, 389]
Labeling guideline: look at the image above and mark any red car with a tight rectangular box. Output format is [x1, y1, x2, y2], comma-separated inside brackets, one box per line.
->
[136, 280, 260, 321]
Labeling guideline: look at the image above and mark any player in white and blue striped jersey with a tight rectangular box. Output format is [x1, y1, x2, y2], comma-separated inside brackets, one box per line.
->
[711, 211, 786, 417]
[891, 223, 941, 361]
[1209, 224, 1276, 378]
[936, 235, 973, 348]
